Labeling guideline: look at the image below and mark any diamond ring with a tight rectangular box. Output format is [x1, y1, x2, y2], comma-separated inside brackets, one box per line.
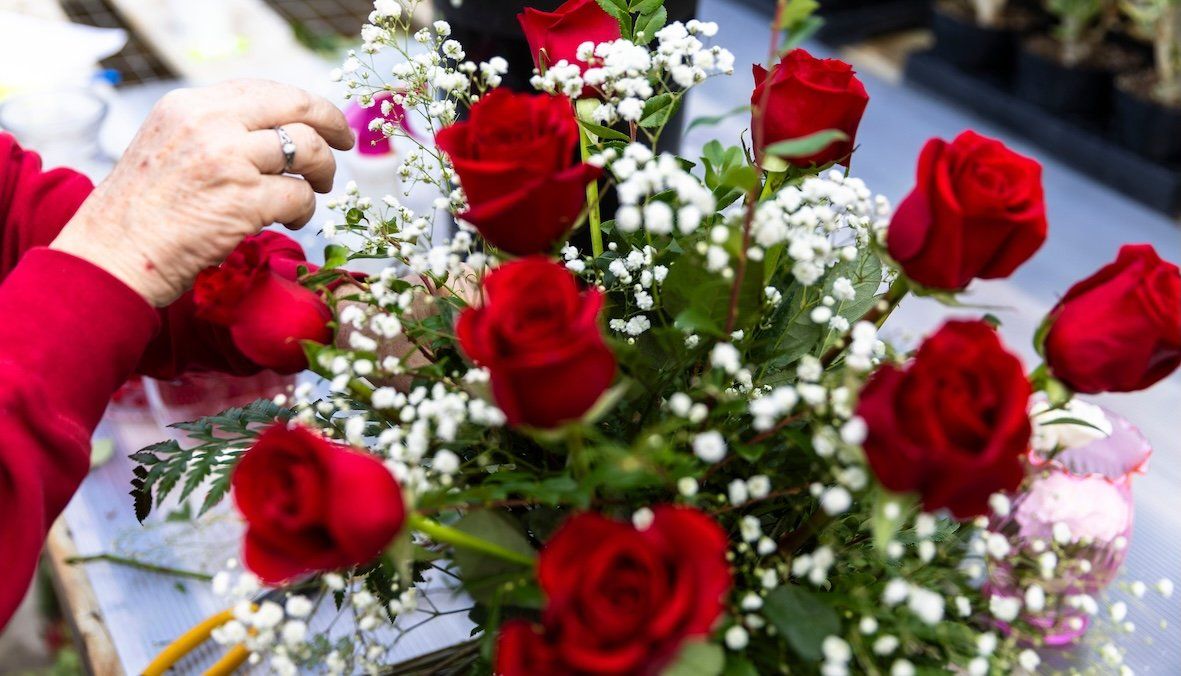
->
[274, 126, 296, 173]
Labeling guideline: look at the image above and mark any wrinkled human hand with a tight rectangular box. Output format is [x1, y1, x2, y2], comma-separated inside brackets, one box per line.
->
[51, 79, 354, 307]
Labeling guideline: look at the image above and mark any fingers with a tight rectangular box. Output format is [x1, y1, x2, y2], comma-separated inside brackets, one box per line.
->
[247, 123, 337, 193]
[259, 175, 317, 230]
[218, 79, 355, 151]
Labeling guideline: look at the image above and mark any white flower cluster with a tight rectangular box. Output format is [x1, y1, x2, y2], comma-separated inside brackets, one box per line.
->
[207, 564, 324, 675]
[595, 143, 717, 240]
[335, 15, 505, 134]
[751, 171, 888, 286]
[602, 244, 668, 338]
[531, 21, 733, 119]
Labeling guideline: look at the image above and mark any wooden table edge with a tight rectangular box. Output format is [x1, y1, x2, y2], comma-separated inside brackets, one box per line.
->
[45, 518, 125, 676]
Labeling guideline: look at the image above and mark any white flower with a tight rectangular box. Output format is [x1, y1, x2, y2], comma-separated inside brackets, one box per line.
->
[891, 660, 915, 676]
[989, 595, 1021, 623]
[907, 586, 945, 625]
[281, 620, 308, 647]
[872, 635, 899, 656]
[285, 595, 314, 618]
[724, 625, 749, 650]
[1158, 578, 1174, 598]
[1025, 584, 1046, 613]
[676, 476, 698, 497]
[728, 479, 749, 505]
[710, 343, 741, 374]
[883, 578, 909, 605]
[977, 631, 997, 656]
[821, 636, 851, 663]
[989, 492, 1011, 517]
[820, 486, 852, 515]
[693, 431, 727, 463]
[1018, 649, 1040, 671]
[969, 657, 989, 676]
[747, 475, 771, 499]
[631, 507, 655, 531]
[433, 449, 460, 475]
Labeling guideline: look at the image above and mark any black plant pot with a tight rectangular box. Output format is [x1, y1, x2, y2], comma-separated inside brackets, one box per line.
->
[1113, 74, 1181, 164]
[931, 9, 1014, 74]
[930, 3, 1037, 78]
[1014, 40, 1119, 124]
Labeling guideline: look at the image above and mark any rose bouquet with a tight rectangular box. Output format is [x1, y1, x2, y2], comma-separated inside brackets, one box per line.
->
[128, 0, 1181, 674]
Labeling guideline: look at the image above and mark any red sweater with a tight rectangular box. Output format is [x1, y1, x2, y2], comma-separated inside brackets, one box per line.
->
[0, 133, 263, 629]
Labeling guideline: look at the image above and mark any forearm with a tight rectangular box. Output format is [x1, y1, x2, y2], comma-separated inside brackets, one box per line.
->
[0, 248, 159, 630]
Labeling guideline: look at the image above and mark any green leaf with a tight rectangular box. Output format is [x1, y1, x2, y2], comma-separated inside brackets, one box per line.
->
[323, 243, 349, 270]
[663, 252, 764, 332]
[596, 0, 629, 21]
[578, 118, 631, 142]
[633, 6, 667, 44]
[661, 641, 725, 676]
[451, 511, 539, 608]
[781, 15, 825, 51]
[722, 655, 759, 676]
[128, 399, 291, 522]
[673, 307, 723, 337]
[762, 586, 840, 661]
[719, 165, 759, 193]
[639, 93, 677, 129]
[778, 0, 820, 28]
[763, 130, 848, 160]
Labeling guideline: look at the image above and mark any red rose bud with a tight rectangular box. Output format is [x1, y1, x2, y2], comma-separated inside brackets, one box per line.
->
[518, 0, 622, 75]
[435, 89, 600, 256]
[888, 131, 1047, 290]
[495, 506, 731, 676]
[751, 48, 868, 167]
[856, 320, 1032, 519]
[456, 257, 615, 428]
[1044, 244, 1181, 394]
[193, 232, 331, 374]
[232, 424, 406, 584]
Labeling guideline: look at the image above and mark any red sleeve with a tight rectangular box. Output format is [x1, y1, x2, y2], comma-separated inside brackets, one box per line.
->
[0, 134, 264, 629]
[0, 249, 160, 629]
[0, 133, 262, 380]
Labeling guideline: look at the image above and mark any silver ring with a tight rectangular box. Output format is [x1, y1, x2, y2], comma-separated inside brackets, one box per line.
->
[275, 126, 296, 172]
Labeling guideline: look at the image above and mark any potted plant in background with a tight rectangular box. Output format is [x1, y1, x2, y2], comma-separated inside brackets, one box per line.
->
[931, 0, 1042, 75]
[1015, 0, 1139, 121]
[1114, 0, 1181, 161]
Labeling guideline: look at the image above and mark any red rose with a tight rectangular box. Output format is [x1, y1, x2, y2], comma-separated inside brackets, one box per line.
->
[856, 320, 1032, 519]
[518, 0, 622, 74]
[232, 424, 406, 584]
[456, 257, 615, 428]
[888, 131, 1047, 290]
[193, 232, 332, 373]
[751, 49, 868, 167]
[1044, 244, 1181, 393]
[436, 89, 600, 256]
[496, 506, 731, 676]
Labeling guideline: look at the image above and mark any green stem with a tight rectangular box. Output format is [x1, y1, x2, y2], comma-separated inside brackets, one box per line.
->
[578, 122, 604, 258]
[65, 553, 213, 582]
[407, 514, 535, 567]
[566, 426, 589, 479]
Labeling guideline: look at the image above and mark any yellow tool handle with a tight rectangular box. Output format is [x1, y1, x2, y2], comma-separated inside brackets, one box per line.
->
[204, 645, 251, 676]
[141, 609, 237, 676]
